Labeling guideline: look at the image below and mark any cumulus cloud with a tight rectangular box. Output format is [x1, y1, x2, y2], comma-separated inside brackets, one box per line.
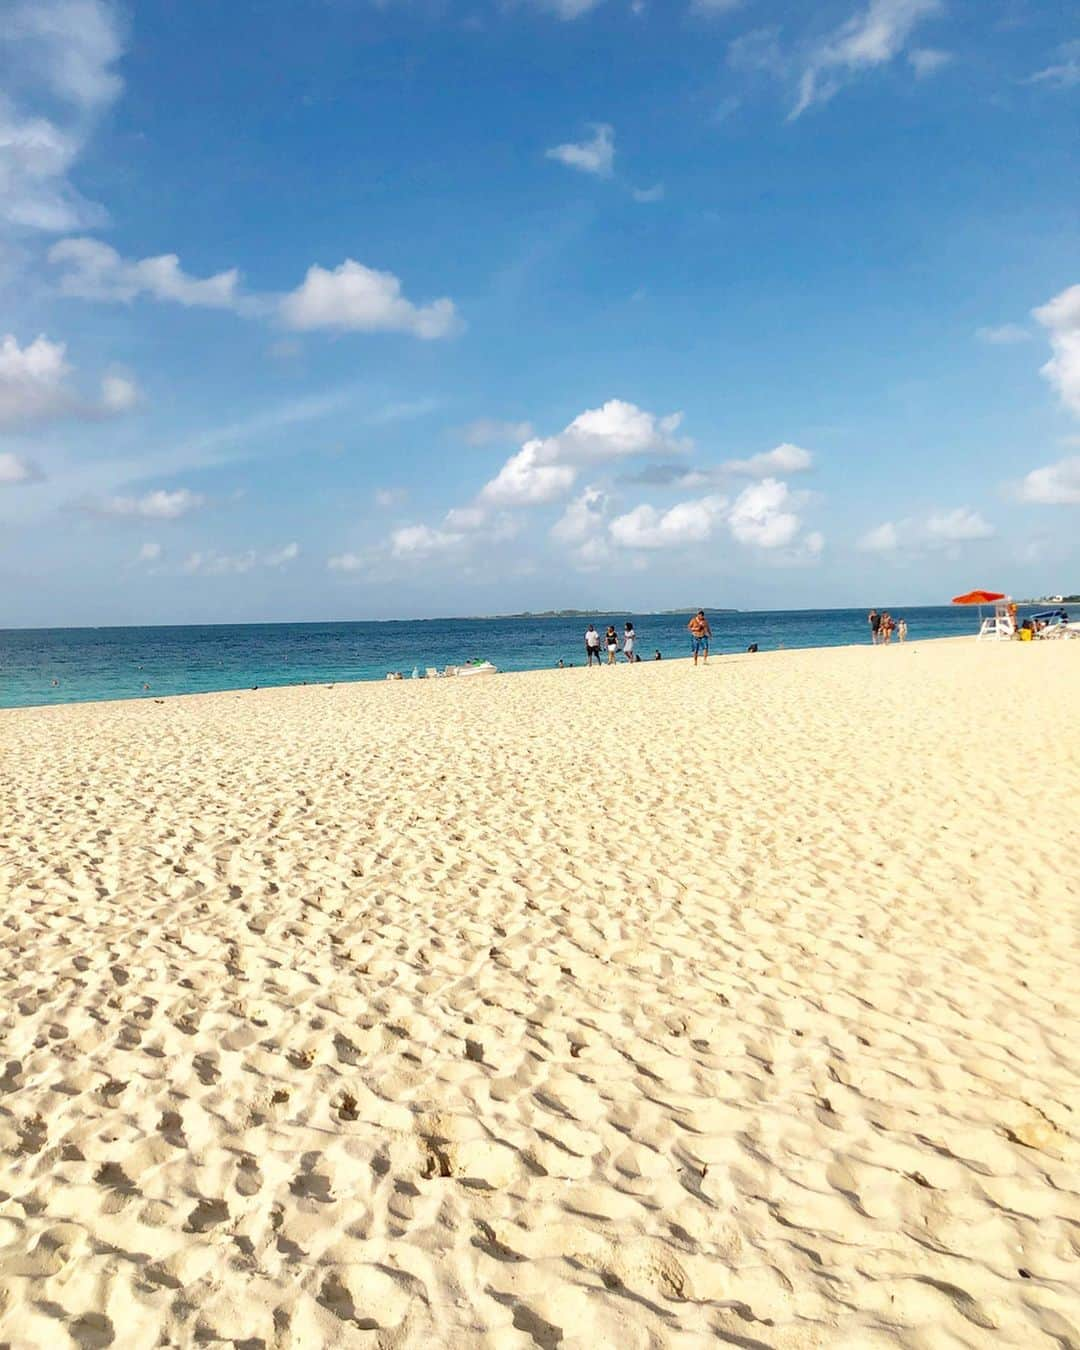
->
[389, 523, 464, 558]
[49, 237, 244, 309]
[728, 478, 802, 548]
[51, 240, 459, 341]
[478, 399, 685, 508]
[610, 494, 728, 550]
[1018, 456, 1080, 506]
[724, 442, 814, 476]
[443, 505, 487, 530]
[0, 332, 135, 428]
[374, 487, 408, 509]
[924, 507, 994, 543]
[545, 124, 615, 178]
[94, 488, 206, 520]
[0, 0, 124, 233]
[857, 521, 900, 552]
[0, 451, 43, 484]
[551, 486, 607, 545]
[791, 0, 941, 119]
[1033, 283, 1080, 418]
[280, 259, 459, 338]
[975, 323, 1031, 345]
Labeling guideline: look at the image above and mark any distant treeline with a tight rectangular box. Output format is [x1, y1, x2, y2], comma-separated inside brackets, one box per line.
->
[469, 608, 741, 620]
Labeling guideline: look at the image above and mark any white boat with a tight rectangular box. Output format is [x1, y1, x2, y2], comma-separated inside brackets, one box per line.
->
[446, 660, 498, 677]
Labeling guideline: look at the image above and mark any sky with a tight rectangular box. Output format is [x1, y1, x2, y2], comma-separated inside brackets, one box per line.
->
[0, 0, 1077, 627]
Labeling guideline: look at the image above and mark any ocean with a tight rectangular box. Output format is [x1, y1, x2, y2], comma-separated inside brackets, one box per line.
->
[0, 605, 1046, 710]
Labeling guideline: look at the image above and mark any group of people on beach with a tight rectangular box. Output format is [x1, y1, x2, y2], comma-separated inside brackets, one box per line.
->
[581, 611, 714, 667]
[584, 622, 638, 665]
[868, 609, 907, 645]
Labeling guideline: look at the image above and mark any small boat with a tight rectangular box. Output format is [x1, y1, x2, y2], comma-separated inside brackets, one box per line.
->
[446, 660, 498, 677]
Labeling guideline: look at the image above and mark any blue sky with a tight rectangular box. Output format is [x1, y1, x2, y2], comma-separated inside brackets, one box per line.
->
[1, 0, 1077, 626]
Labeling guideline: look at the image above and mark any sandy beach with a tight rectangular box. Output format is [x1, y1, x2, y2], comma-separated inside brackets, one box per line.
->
[1, 639, 1078, 1349]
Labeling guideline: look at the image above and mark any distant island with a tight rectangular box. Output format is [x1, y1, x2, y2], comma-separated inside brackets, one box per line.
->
[1019, 595, 1079, 605]
[465, 608, 741, 620]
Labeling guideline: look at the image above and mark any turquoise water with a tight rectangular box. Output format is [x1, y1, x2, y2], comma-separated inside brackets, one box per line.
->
[0, 606, 1046, 710]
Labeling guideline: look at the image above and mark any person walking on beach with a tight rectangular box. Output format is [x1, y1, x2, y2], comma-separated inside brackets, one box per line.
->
[688, 610, 711, 665]
[622, 621, 636, 663]
[605, 625, 619, 665]
[584, 624, 603, 666]
[868, 609, 881, 645]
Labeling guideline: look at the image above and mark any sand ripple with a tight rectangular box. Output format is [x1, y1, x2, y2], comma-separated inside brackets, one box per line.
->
[1, 642, 1078, 1347]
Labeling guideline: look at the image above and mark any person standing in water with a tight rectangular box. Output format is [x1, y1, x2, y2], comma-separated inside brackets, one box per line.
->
[688, 610, 711, 665]
[584, 624, 603, 667]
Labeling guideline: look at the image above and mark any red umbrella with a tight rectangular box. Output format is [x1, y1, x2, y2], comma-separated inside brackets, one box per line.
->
[952, 590, 1006, 605]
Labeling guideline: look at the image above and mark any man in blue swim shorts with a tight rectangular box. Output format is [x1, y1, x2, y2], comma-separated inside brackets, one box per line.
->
[687, 609, 712, 665]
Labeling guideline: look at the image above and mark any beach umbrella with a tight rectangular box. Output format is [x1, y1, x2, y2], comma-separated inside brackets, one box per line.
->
[951, 590, 1005, 605]
[951, 589, 1008, 636]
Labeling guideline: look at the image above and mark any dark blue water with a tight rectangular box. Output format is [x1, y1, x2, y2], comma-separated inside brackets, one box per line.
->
[0, 606, 1042, 710]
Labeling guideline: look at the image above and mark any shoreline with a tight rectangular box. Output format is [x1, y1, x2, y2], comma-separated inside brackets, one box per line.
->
[0, 633, 978, 716]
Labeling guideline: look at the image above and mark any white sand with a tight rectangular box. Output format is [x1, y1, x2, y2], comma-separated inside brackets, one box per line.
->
[1, 639, 1078, 1348]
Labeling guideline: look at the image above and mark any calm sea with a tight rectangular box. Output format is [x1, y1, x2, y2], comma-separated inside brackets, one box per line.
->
[0, 605, 1046, 710]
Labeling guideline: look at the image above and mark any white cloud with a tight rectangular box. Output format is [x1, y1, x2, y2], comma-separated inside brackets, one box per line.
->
[138, 541, 161, 563]
[328, 552, 364, 573]
[545, 124, 615, 178]
[264, 541, 300, 566]
[461, 418, 535, 447]
[0, 1, 123, 233]
[924, 507, 994, 543]
[183, 549, 256, 576]
[857, 520, 900, 552]
[280, 259, 459, 338]
[0, 333, 72, 426]
[0, 451, 42, 484]
[728, 478, 802, 548]
[0, 332, 133, 428]
[791, 0, 941, 119]
[49, 237, 244, 309]
[975, 323, 1031, 345]
[479, 444, 578, 507]
[444, 504, 487, 530]
[100, 372, 138, 411]
[95, 488, 205, 520]
[632, 183, 665, 203]
[908, 47, 951, 78]
[804, 530, 826, 556]
[478, 399, 684, 508]
[610, 494, 728, 550]
[374, 487, 408, 509]
[1018, 456, 1080, 506]
[551, 486, 607, 545]
[390, 523, 464, 558]
[1033, 283, 1080, 418]
[724, 442, 814, 476]
[1027, 41, 1080, 89]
